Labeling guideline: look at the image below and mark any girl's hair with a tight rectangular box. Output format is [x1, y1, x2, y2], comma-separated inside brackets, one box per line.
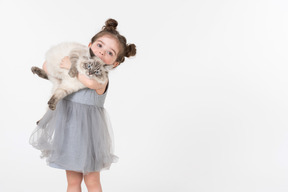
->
[91, 18, 137, 64]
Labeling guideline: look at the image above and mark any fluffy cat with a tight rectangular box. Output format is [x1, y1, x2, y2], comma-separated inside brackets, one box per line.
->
[31, 42, 112, 110]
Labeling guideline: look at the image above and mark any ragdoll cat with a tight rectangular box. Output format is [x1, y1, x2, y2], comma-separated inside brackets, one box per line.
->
[31, 42, 112, 110]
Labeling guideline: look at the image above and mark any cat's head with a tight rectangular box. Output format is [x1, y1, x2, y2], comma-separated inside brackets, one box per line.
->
[81, 56, 112, 83]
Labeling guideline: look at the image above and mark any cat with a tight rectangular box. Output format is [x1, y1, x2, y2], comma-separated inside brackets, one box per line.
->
[31, 42, 112, 110]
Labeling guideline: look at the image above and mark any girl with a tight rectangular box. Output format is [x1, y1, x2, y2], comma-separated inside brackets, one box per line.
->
[30, 18, 136, 192]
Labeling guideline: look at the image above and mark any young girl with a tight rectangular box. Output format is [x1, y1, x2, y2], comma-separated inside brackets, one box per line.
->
[30, 18, 136, 192]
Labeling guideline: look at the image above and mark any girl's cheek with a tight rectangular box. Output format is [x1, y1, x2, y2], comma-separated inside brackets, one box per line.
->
[102, 57, 109, 64]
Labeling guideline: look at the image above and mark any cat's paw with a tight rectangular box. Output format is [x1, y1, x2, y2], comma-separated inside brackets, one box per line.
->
[48, 97, 57, 110]
[49, 104, 56, 110]
[68, 67, 78, 78]
[31, 66, 48, 80]
[48, 103, 56, 110]
[31, 66, 41, 74]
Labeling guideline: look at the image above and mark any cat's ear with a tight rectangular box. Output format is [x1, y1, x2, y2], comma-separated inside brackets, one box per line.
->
[103, 64, 114, 70]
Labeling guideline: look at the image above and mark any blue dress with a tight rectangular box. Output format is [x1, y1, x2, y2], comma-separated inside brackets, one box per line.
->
[30, 88, 118, 174]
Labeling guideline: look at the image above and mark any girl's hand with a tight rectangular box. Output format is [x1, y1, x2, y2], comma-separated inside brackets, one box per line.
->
[60, 56, 71, 69]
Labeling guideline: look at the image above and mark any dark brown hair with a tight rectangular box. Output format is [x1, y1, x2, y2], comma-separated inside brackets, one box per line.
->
[91, 18, 136, 64]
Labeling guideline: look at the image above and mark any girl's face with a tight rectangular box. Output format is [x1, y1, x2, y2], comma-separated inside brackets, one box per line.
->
[89, 35, 120, 67]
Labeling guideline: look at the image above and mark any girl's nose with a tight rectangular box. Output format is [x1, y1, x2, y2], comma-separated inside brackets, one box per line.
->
[95, 51, 104, 59]
[97, 53, 104, 60]
[99, 51, 104, 55]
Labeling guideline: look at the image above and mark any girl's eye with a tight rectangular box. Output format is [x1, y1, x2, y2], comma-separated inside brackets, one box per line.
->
[108, 51, 113, 56]
[97, 43, 102, 48]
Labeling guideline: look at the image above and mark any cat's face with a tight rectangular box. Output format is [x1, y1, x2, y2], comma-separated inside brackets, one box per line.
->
[81, 57, 112, 83]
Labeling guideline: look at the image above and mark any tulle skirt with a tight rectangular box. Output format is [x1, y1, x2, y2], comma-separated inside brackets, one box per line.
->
[30, 95, 118, 174]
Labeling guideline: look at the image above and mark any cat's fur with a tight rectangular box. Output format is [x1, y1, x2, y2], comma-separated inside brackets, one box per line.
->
[32, 42, 112, 110]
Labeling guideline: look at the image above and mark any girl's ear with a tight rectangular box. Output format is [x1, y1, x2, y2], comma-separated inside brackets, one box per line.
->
[88, 42, 92, 47]
[113, 61, 120, 68]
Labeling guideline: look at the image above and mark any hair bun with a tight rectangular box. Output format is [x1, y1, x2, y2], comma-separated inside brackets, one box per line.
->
[125, 44, 137, 57]
[104, 18, 118, 31]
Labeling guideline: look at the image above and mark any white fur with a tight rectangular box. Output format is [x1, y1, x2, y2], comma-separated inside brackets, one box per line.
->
[42, 42, 108, 110]
[45, 42, 88, 93]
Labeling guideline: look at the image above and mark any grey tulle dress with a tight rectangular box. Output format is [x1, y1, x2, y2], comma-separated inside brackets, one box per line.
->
[29, 87, 118, 174]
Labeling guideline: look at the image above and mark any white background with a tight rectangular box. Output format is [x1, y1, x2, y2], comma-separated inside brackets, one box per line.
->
[0, 0, 288, 191]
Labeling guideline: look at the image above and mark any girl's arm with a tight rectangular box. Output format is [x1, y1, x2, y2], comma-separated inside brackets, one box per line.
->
[77, 73, 108, 91]
[43, 61, 48, 73]
[60, 56, 108, 94]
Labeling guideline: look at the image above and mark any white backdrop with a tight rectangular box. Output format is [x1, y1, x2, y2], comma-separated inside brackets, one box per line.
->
[1, 0, 288, 191]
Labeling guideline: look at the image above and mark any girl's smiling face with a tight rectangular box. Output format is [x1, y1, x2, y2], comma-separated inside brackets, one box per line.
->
[89, 35, 120, 67]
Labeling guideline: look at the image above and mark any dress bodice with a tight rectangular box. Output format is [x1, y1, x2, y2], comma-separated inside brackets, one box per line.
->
[63, 88, 107, 108]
